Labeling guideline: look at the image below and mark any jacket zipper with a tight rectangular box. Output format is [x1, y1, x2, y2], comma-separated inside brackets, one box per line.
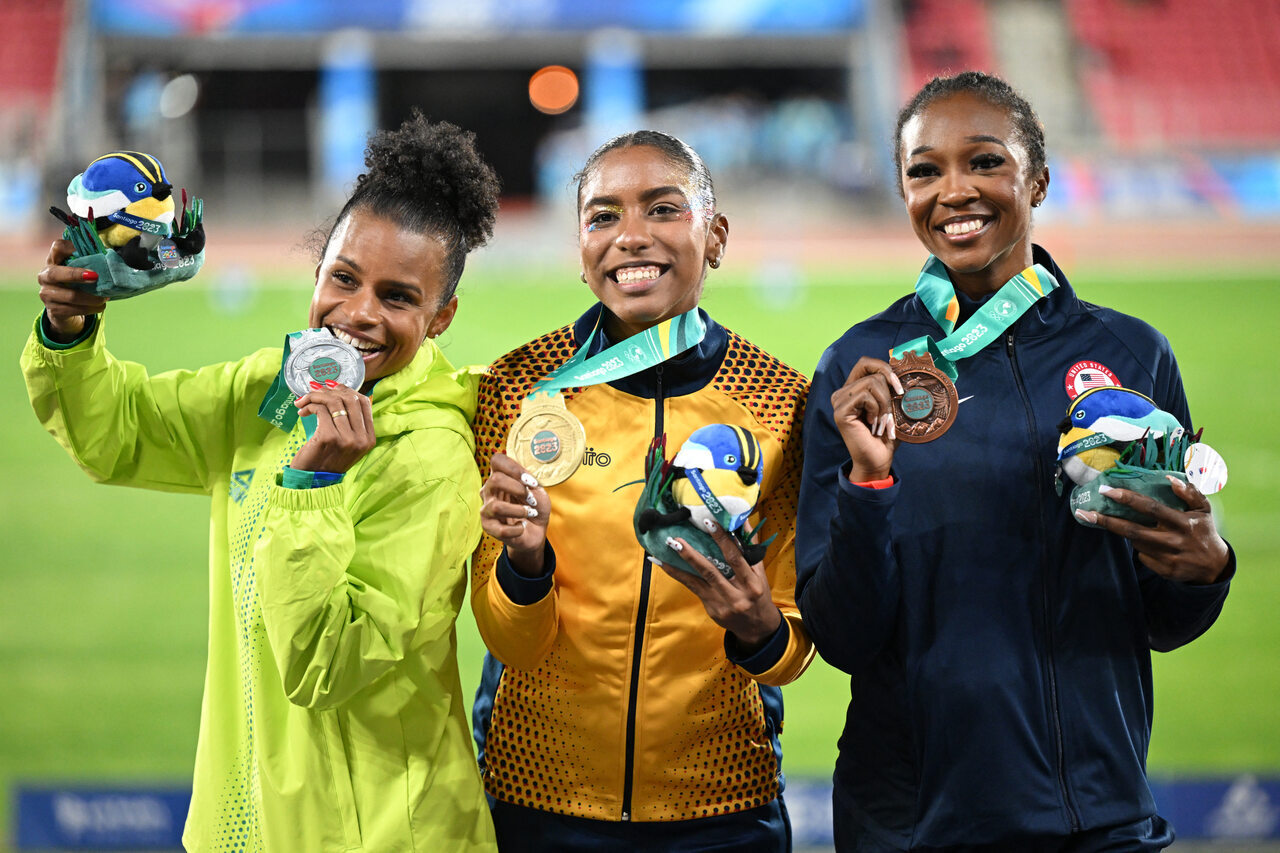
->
[1006, 332, 1081, 831]
[621, 364, 664, 821]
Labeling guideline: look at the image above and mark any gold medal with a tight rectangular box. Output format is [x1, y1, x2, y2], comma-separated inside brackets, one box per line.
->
[889, 351, 959, 443]
[506, 393, 586, 486]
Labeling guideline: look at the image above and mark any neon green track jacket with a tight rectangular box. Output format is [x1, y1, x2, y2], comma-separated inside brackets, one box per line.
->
[22, 316, 496, 852]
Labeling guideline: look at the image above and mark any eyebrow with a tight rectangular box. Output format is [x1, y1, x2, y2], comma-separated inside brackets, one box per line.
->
[334, 255, 423, 295]
[909, 135, 1009, 158]
[582, 185, 688, 209]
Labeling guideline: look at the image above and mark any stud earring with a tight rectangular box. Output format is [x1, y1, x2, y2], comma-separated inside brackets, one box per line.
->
[708, 258, 720, 269]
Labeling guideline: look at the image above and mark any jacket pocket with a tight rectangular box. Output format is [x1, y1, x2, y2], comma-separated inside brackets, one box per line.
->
[322, 710, 363, 851]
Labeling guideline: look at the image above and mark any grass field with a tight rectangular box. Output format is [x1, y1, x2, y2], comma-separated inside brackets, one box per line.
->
[2, 247, 1277, 844]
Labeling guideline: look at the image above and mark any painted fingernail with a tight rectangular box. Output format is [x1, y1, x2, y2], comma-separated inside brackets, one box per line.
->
[1075, 509, 1097, 523]
[702, 519, 719, 533]
[325, 380, 339, 388]
[647, 556, 665, 568]
[1098, 484, 1114, 494]
[872, 417, 883, 437]
[885, 413, 897, 441]
[890, 374, 904, 394]
[81, 270, 98, 282]
[525, 491, 538, 507]
[525, 506, 538, 518]
[520, 473, 540, 488]
[309, 380, 323, 390]
[664, 536, 684, 552]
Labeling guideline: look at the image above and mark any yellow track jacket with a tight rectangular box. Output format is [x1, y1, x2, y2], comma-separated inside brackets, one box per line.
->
[22, 316, 496, 852]
[471, 305, 815, 824]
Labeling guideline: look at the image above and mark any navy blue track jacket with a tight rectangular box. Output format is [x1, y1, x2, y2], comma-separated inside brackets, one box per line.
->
[796, 246, 1234, 850]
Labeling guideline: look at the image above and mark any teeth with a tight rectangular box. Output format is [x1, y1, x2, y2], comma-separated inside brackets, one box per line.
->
[615, 265, 661, 284]
[331, 328, 382, 352]
[943, 219, 985, 236]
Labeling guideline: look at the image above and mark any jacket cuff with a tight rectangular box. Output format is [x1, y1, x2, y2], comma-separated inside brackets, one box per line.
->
[838, 462, 899, 503]
[725, 617, 790, 675]
[38, 312, 98, 350]
[267, 479, 348, 511]
[496, 543, 556, 605]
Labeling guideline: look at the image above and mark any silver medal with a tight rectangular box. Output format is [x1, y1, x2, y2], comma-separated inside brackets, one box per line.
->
[284, 329, 365, 396]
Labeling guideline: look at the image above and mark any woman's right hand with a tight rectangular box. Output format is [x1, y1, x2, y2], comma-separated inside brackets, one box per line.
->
[831, 357, 903, 482]
[38, 240, 105, 343]
[481, 453, 551, 576]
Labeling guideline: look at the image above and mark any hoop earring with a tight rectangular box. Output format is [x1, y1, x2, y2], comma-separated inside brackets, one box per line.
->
[579, 271, 587, 283]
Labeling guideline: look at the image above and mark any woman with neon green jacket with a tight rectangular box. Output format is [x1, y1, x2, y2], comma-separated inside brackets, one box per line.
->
[22, 114, 501, 852]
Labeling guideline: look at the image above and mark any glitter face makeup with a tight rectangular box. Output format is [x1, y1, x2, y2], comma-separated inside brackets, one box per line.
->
[576, 145, 728, 340]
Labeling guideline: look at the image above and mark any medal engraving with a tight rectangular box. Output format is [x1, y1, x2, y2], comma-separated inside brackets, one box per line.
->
[889, 351, 959, 443]
[284, 330, 365, 396]
[507, 394, 586, 485]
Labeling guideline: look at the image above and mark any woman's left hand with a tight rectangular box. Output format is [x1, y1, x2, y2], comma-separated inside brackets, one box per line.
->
[1075, 476, 1229, 585]
[659, 520, 782, 653]
[289, 384, 376, 474]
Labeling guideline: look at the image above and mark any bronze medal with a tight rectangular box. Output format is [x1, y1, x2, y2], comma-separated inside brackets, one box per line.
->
[506, 393, 586, 486]
[889, 351, 959, 443]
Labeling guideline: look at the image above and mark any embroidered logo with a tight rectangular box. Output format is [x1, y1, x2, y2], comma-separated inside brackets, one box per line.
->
[1065, 361, 1119, 400]
[229, 469, 254, 504]
[582, 446, 612, 467]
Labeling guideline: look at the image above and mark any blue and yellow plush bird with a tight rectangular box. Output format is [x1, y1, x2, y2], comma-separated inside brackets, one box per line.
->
[670, 424, 764, 532]
[66, 151, 175, 267]
[633, 426, 773, 577]
[1056, 386, 1184, 486]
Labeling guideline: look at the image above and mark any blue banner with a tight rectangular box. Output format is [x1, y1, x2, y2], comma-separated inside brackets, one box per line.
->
[784, 775, 1280, 846]
[15, 787, 190, 850]
[90, 0, 864, 35]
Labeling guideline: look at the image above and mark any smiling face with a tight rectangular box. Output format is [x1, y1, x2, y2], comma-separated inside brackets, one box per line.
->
[899, 92, 1049, 298]
[308, 209, 457, 392]
[577, 145, 728, 339]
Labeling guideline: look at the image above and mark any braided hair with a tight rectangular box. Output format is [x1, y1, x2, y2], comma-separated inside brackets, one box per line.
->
[893, 71, 1046, 198]
[325, 110, 501, 303]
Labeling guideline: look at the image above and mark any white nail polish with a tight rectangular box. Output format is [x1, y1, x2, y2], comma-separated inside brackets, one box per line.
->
[702, 519, 719, 533]
[647, 556, 665, 568]
[520, 473, 540, 489]
[526, 491, 538, 507]
[1098, 484, 1114, 494]
[664, 536, 684, 552]
[526, 506, 538, 518]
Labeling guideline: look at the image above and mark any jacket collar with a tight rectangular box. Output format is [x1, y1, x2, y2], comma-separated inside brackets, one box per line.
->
[570, 302, 728, 399]
[914, 244, 1079, 341]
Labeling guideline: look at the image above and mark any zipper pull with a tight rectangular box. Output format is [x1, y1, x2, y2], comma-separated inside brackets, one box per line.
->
[1005, 332, 1015, 356]
[621, 811, 631, 822]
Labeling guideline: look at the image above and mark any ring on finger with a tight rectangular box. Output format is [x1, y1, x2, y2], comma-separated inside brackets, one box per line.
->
[710, 557, 735, 580]
[332, 409, 348, 419]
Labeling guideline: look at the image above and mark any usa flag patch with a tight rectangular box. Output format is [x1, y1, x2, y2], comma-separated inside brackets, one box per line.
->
[1065, 361, 1119, 399]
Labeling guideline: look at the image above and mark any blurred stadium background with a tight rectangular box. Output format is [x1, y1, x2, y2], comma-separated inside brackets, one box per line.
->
[2, 0, 1278, 850]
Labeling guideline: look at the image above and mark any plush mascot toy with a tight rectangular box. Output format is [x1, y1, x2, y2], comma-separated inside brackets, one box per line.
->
[1055, 386, 1227, 527]
[50, 150, 205, 299]
[634, 424, 772, 577]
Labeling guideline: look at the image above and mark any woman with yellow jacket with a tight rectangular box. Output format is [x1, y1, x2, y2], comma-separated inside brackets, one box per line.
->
[472, 130, 815, 852]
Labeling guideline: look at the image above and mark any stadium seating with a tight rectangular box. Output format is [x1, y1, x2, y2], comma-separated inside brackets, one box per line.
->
[1069, 0, 1280, 147]
[901, 0, 998, 92]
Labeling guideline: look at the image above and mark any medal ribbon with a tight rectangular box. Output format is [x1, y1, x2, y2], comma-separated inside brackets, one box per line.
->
[890, 256, 1059, 381]
[257, 330, 320, 436]
[528, 307, 708, 399]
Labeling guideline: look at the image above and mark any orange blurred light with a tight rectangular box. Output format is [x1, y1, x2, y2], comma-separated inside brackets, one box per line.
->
[529, 66, 579, 115]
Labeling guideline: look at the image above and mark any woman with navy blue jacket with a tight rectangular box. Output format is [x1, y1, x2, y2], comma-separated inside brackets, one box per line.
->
[796, 72, 1234, 852]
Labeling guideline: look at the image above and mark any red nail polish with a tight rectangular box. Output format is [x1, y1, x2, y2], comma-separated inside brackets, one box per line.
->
[309, 380, 323, 390]
[325, 380, 339, 388]
[81, 270, 98, 282]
